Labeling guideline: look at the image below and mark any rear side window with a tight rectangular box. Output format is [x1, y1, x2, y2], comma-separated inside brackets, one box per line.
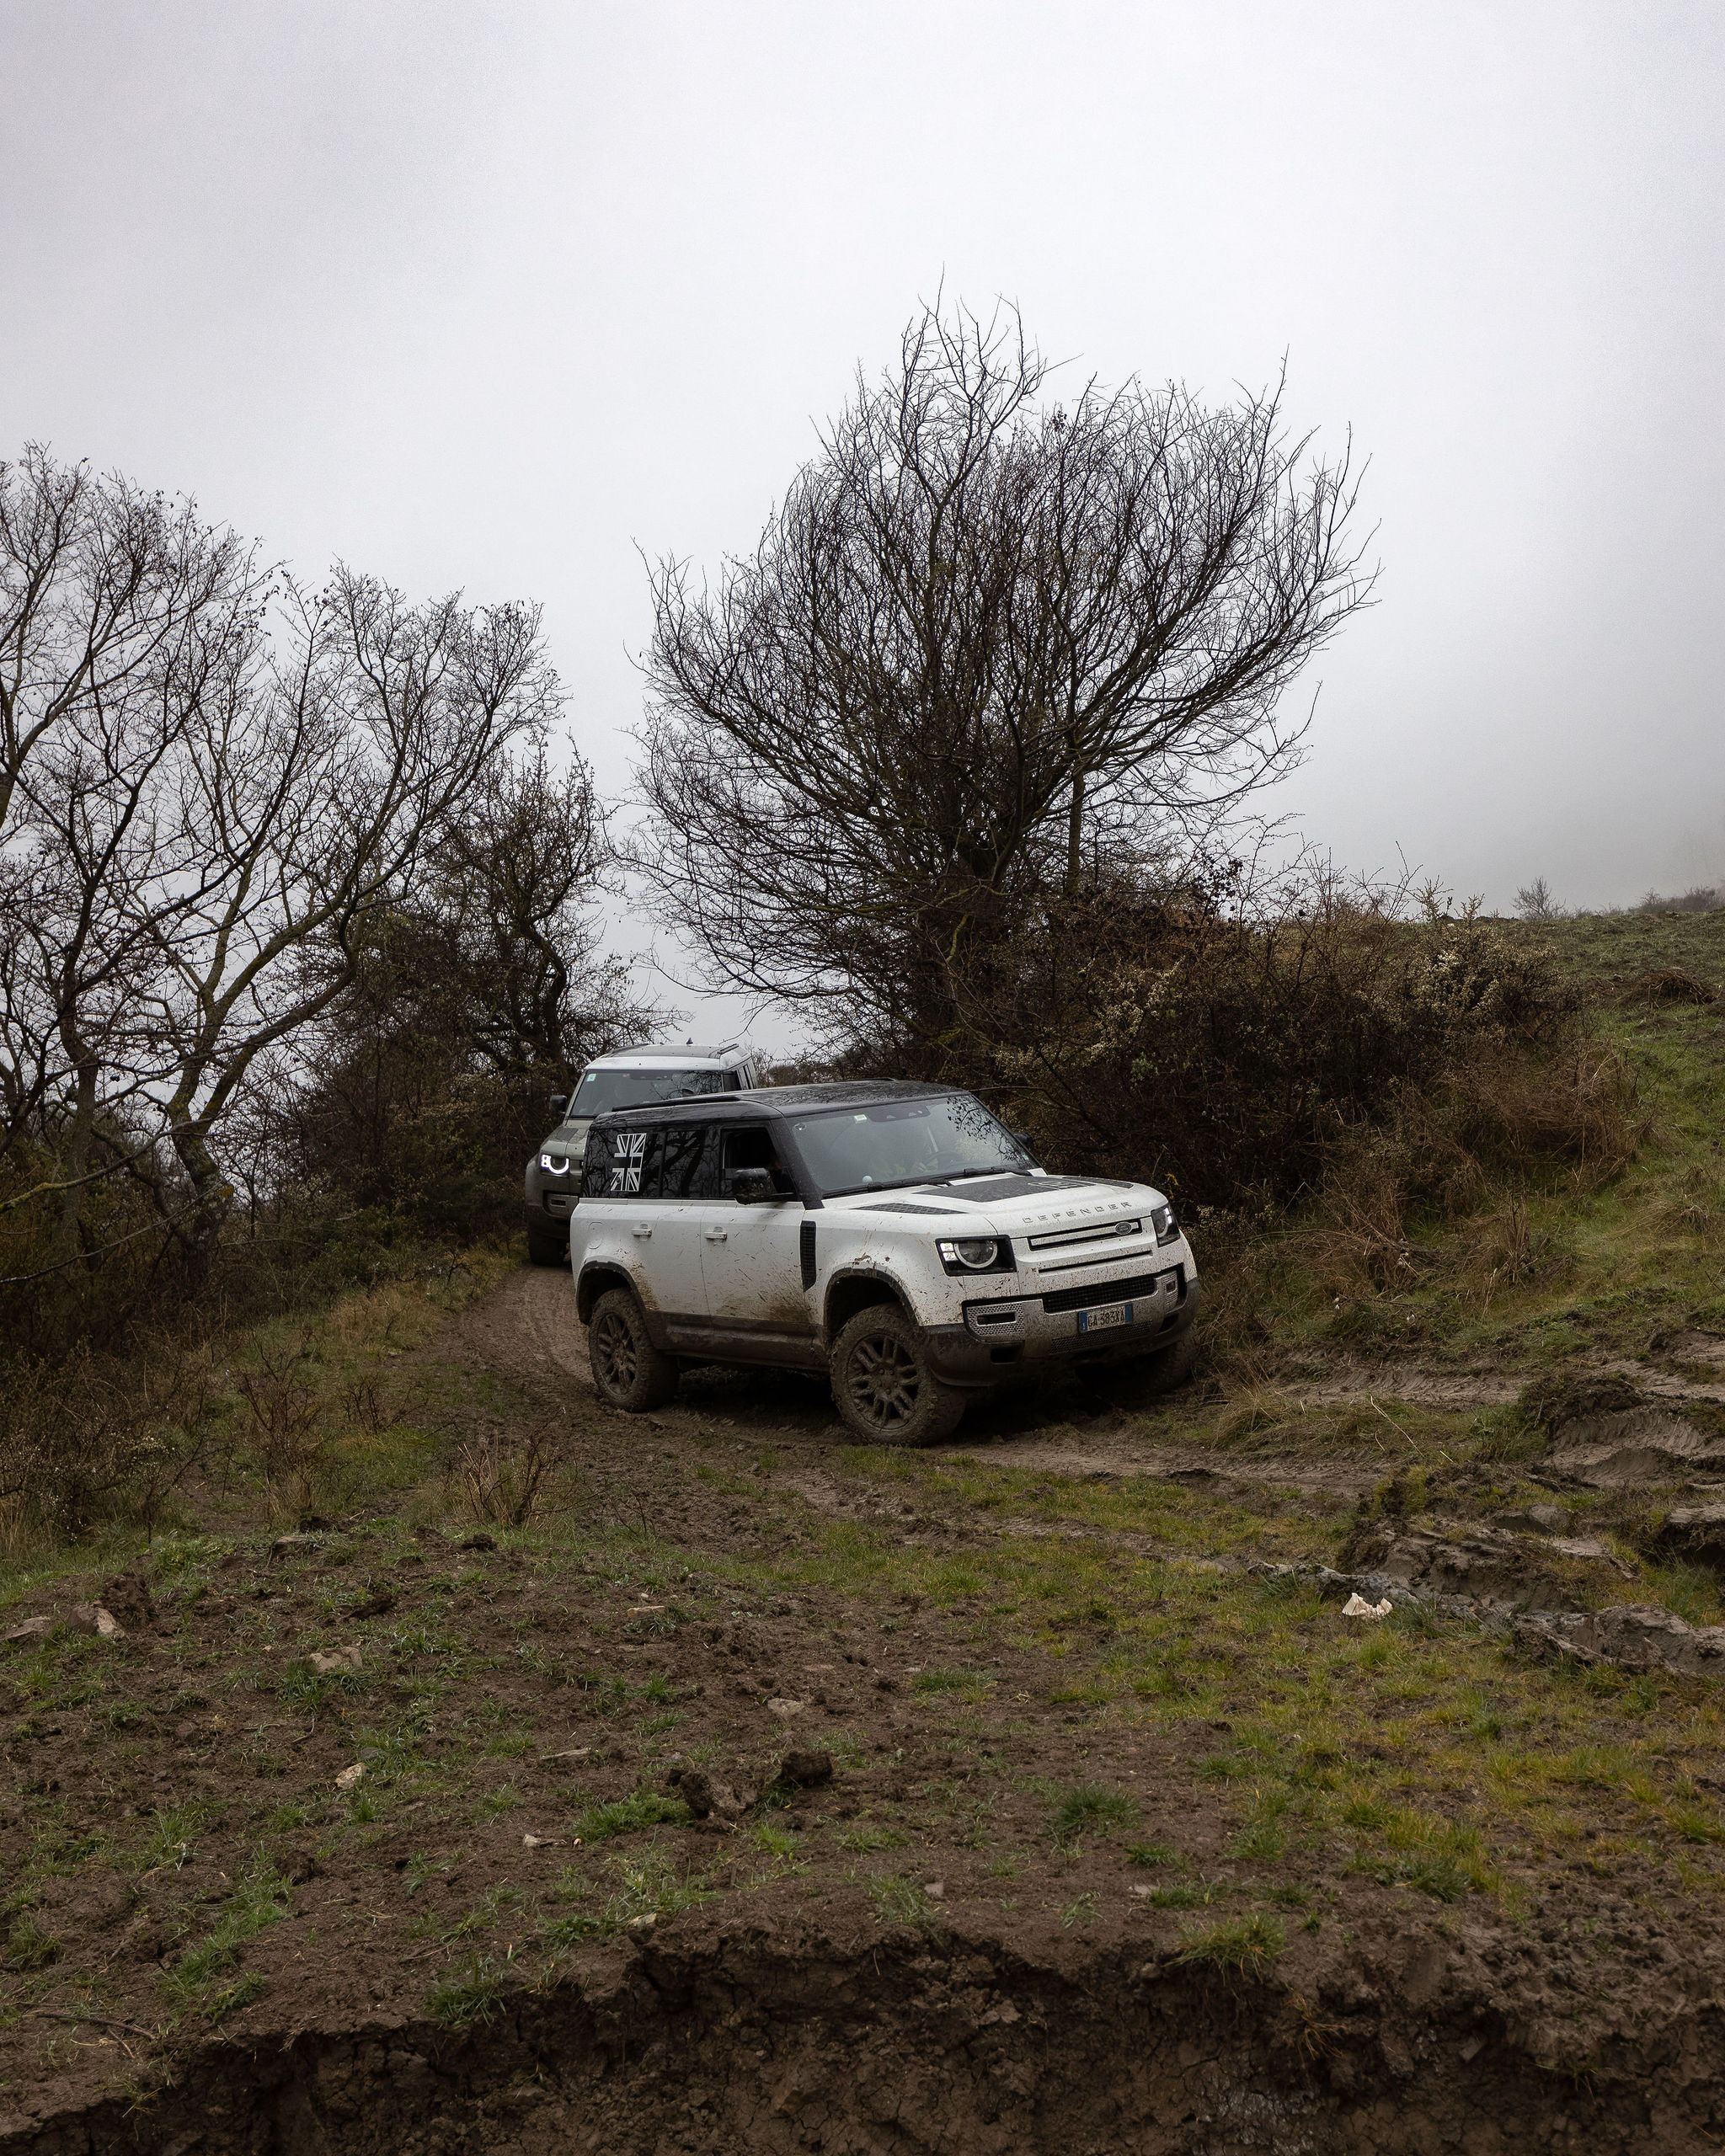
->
[660, 1123, 719, 1198]
[583, 1126, 658, 1197]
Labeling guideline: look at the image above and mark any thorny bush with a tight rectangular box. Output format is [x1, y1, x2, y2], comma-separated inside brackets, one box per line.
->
[939, 873, 1637, 1220]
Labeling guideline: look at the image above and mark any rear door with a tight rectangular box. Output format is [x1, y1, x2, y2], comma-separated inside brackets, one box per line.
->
[579, 1120, 711, 1352]
[697, 1124, 818, 1366]
[648, 1120, 720, 1352]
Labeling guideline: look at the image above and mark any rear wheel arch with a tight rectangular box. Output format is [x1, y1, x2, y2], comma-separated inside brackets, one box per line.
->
[577, 1262, 633, 1326]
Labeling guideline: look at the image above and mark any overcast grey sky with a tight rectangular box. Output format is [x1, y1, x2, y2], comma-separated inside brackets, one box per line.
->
[4, 0, 1722, 1039]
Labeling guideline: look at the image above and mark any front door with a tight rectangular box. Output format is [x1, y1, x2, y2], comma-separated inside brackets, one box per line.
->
[697, 1125, 819, 1368]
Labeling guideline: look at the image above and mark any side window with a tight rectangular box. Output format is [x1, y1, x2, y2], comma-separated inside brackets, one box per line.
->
[583, 1126, 660, 1198]
[718, 1125, 794, 1197]
[659, 1122, 719, 1198]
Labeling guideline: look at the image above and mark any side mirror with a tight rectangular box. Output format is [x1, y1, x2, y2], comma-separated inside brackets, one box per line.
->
[732, 1167, 782, 1204]
[1012, 1129, 1037, 1150]
[548, 1093, 569, 1118]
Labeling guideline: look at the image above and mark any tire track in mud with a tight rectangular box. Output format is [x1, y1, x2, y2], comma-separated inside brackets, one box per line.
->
[473, 1268, 1525, 1502]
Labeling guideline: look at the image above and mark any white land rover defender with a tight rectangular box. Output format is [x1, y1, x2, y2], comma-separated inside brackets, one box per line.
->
[568, 1080, 1199, 1444]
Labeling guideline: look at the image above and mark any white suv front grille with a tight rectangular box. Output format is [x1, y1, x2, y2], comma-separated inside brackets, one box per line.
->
[1027, 1219, 1140, 1251]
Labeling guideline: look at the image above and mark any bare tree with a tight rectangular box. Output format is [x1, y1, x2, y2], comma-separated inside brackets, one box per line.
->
[637, 302, 1373, 1046]
[428, 744, 644, 1082]
[269, 747, 653, 1225]
[0, 443, 561, 1290]
[0, 445, 261, 838]
[142, 568, 559, 1253]
[1513, 877, 1564, 922]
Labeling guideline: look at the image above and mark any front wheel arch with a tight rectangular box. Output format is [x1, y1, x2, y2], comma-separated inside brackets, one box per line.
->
[822, 1272, 910, 1347]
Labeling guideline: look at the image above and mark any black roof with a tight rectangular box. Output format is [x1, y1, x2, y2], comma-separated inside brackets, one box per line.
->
[590, 1080, 953, 1129]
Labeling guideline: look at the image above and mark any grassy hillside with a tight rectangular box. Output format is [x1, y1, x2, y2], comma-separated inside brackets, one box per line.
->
[7, 910, 1725, 2136]
[1197, 909, 1725, 1373]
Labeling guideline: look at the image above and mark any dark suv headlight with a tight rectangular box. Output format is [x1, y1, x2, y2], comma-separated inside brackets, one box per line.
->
[539, 1153, 571, 1175]
[937, 1236, 1015, 1275]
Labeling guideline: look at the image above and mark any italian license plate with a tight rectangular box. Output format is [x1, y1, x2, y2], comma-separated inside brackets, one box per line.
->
[1077, 1301, 1131, 1333]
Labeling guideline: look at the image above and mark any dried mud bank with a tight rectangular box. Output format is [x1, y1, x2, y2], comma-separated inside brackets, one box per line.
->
[10, 1919, 1725, 2156]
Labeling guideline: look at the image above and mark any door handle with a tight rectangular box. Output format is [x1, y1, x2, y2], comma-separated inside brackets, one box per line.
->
[704, 1229, 728, 1242]
[632, 1225, 653, 1239]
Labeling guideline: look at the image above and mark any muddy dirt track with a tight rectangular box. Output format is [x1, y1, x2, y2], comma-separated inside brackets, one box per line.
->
[11, 1267, 1725, 2153]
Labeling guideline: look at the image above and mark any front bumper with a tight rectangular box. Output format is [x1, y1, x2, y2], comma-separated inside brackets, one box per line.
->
[923, 1263, 1196, 1386]
[522, 1187, 576, 1246]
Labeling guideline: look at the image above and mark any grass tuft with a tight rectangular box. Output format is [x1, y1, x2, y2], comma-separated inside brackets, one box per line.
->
[427, 1953, 507, 2028]
[1172, 1913, 1286, 1981]
[574, 1792, 692, 1842]
[868, 1875, 940, 1928]
[1049, 1785, 1137, 1840]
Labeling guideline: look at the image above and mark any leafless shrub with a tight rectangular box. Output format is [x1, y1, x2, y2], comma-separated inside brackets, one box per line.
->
[977, 876, 1597, 1210]
[339, 1374, 398, 1436]
[0, 1342, 211, 1549]
[1615, 968, 1717, 1007]
[1631, 886, 1720, 915]
[1467, 1202, 1555, 1287]
[449, 1426, 553, 1528]
[235, 1334, 327, 1514]
[1514, 877, 1565, 921]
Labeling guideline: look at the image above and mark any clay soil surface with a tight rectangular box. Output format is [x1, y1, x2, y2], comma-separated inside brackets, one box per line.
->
[9, 1267, 1725, 2153]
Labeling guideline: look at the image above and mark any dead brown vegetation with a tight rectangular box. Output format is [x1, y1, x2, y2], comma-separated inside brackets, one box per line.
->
[0, 1340, 211, 1550]
[965, 879, 1633, 1218]
[1615, 967, 1717, 1006]
[449, 1425, 555, 1528]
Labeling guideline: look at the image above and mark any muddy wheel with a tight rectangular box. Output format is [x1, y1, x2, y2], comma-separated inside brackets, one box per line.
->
[589, 1288, 680, 1412]
[830, 1305, 966, 1447]
[526, 1225, 569, 1267]
[1135, 1324, 1199, 1397]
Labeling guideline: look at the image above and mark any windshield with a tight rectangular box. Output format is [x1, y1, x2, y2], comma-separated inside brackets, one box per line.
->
[790, 1095, 1031, 1196]
[567, 1066, 733, 1120]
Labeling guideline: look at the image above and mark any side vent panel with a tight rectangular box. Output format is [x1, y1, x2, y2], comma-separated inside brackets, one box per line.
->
[799, 1219, 817, 1289]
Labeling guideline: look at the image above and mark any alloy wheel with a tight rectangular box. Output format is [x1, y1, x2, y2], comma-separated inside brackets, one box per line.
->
[846, 1331, 921, 1429]
[593, 1308, 638, 1394]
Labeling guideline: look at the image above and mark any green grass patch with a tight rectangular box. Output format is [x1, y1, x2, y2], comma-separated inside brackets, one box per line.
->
[427, 1952, 507, 2029]
[1126, 1839, 1179, 1868]
[1049, 1785, 1137, 1840]
[574, 1791, 692, 1842]
[161, 1864, 290, 2013]
[867, 1875, 940, 1929]
[542, 1840, 711, 1947]
[1173, 1913, 1286, 1981]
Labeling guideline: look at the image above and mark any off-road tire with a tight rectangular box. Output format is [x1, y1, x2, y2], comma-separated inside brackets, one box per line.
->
[588, 1288, 680, 1412]
[1135, 1322, 1199, 1397]
[526, 1225, 569, 1267]
[830, 1304, 967, 1447]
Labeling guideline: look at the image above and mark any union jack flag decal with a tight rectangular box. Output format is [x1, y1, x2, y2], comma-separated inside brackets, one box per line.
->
[608, 1130, 648, 1194]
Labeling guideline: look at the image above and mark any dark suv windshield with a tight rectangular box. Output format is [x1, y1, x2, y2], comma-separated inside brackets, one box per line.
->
[789, 1095, 1030, 1196]
[568, 1066, 734, 1119]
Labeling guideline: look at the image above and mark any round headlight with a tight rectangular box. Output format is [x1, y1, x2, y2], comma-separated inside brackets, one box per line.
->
[951, 1237, 998, 1269]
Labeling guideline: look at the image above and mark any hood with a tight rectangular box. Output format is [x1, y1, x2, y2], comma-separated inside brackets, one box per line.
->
[833, 1171, 1162, 1235]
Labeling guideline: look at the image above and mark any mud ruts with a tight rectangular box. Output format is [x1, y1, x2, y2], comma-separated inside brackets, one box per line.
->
[8, 1921, 1725, 2155]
